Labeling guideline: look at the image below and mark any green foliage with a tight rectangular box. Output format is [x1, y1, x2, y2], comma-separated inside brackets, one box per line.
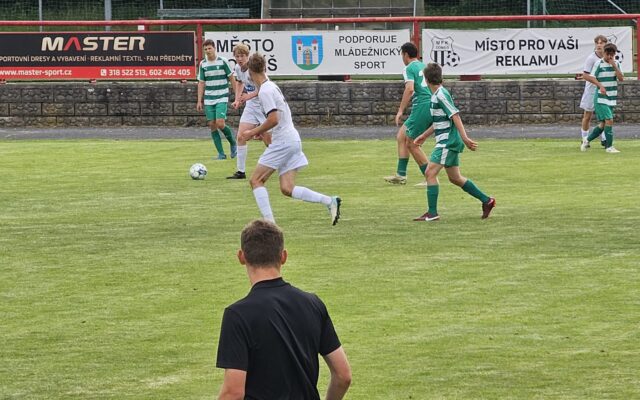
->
[1, 139, 639, 398]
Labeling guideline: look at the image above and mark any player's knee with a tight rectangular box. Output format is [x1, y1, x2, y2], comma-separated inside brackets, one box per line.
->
[280, 186, 293, 197]
[449, 176, 464, 186]
[249, 178, 262, 189]
[215, 120, 225, 130]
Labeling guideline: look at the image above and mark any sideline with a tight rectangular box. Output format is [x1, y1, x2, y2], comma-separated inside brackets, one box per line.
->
[1, 124, 639, 140]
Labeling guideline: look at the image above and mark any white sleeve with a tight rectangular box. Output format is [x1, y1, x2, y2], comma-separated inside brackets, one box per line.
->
[402, 66, 410, 83]
[583, 53, 597, 74]
[259, 85, 278, 115]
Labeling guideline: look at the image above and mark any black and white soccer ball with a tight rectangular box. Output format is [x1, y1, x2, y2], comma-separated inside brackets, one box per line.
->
[447, 52, 461, 67]
[614, 50, 624, 63]
[189, 163, 207, 180]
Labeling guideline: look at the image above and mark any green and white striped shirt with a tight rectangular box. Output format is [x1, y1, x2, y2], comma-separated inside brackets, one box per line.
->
[197, 56, 232, 106]
[591, 59, 620, 107]
[430, 86, 464, 153]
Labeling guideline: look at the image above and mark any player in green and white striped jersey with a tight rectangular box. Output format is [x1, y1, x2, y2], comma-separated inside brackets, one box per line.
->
[581, 43, 624, 153]
[413, 63, 495, 222]
[197, 39, 237, 160]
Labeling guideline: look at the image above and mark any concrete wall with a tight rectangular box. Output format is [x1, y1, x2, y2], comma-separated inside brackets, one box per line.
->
[1, 80, 639, 128]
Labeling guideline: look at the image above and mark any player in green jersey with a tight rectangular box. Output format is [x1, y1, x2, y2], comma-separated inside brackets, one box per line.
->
[384, 42, 431, 187]
[413, 63, 495, 222]
[196, 39, 237, 160]
[581, 43, 624, 154]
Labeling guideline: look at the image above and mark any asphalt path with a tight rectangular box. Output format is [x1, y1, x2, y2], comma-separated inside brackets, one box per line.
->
[1, 124, 639, 140]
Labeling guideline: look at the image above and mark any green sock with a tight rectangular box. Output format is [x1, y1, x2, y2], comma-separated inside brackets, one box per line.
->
[419, 163, 428, 175]
[462, 179, 490, 203]
[211, 131, 225, 155]
[397, 158, 409, 177]
[587, 126, 603, 142]
[427, 184, 439, 215]
[604, 125, 613, 148]
[221, 125, 236, 146]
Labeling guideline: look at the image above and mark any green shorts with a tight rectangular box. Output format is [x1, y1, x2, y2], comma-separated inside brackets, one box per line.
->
[403, 102, 432, 139]
[594, 103, 614, 122]
[204, 103, 228, 121]
[430, 147, 460, 167]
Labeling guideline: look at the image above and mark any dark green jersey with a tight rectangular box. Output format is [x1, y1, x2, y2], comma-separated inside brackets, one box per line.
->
[430, 86, 464, 153]
[402, 60, 429, 105]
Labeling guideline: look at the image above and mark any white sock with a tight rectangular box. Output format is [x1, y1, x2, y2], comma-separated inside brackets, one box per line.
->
[600, 132, 606, 141]
[581, 130, 589, 139]
[292, 186, 331, 205]
[253, 186, 275, 222]
[236, 145, 248, 172]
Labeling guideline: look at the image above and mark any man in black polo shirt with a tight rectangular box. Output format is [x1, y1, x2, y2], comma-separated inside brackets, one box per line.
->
[216, 220, 351, 400]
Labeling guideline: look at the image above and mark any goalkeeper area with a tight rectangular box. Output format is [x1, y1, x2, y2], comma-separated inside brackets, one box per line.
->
[1, 137, 638, 398]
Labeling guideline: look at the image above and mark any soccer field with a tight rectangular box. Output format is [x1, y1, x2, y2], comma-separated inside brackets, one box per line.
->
[1, 139, 639, 399]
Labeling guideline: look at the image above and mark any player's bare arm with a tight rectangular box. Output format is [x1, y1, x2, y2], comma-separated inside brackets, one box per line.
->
[232, 77, 245, 109]
[196, 81, 205, 112]
[452, 114, 477, 151]
[246, 110, 278, 138]
[414, 125, 435, 146]
[609, 59, 624, 81]
[395, 81, 414, 126]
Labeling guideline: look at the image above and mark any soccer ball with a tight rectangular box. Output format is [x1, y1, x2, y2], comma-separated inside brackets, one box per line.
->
[189, 163, 207, 180]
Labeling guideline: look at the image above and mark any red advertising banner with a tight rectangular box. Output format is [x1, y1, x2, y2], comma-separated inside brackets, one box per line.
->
[0, 31, 196, 80]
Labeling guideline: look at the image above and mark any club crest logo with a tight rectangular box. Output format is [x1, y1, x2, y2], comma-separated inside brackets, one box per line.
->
[430, 36, 461, 67]
[291, 35, 323, 70]
[606, 34, 624, 64]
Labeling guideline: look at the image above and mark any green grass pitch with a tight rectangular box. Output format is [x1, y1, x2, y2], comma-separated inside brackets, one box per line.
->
[1, 139, 639, 399]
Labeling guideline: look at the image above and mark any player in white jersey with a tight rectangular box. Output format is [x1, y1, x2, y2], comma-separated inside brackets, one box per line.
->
[243, 53, 341, 225]
[227, 44, 271, 180]
[579, 35, 608, 147]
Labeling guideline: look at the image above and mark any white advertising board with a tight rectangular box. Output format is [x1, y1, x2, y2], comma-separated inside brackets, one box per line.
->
[422, 27, 633, 74]
[204, 30, 410, 75]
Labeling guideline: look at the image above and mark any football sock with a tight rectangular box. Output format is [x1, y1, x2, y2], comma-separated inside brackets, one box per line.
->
[427, 184, 439, 215]
[419, 163, 428, 176]
[462, 179, 490, 203]
[581, 130, 589, 140]
[211, 131, 225, 155]
[221, 125, 236, 146]
[292, 186, 332, 205]
[253, 186, 275, 222]
[587, 126, 603, 142]
[397, 158, 409, 177]
[236, 145, 248, 172]
[604, 125, 613, 148]
[601, 132, 607, 142]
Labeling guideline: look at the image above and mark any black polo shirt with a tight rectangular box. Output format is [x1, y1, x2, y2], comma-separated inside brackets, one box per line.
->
[216, 277, 341, 400]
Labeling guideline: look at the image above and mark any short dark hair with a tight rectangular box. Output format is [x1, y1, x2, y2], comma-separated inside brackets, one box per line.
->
[241, 220, 284, 268]
[424, 63, 442, 85]
[203, 39, 215, 48]
[603, 43, 617, 54]
[400, 42, 418, 59]
[248, 53, 266, 73]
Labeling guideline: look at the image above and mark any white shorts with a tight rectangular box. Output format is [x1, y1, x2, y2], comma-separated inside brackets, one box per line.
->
[258, 141, 308, 176]
[580, 86, 596, 112]
[240, 100, 266, 125]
